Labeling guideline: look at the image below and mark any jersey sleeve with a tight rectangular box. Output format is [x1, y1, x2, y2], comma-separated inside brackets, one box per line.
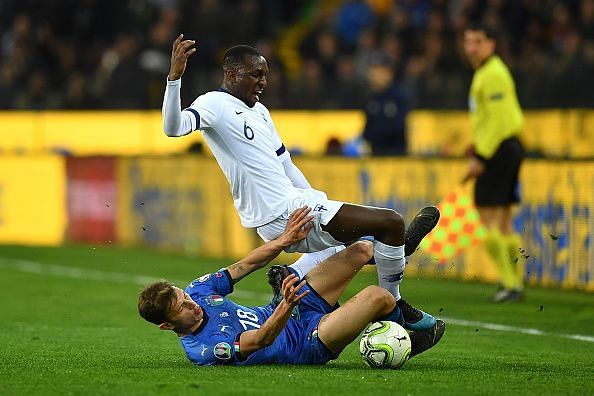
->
[265, 108, 290, 162]
[186, 332, 241, 366]
[185, 268, 233, 298]
[186, 93, 220, 131]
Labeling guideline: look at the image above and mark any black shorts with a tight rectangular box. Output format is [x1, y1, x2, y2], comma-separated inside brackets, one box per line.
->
[474, 137, 525, 206]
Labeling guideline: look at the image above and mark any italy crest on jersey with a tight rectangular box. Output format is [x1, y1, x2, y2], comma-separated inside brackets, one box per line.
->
[206, 295, 225, 306]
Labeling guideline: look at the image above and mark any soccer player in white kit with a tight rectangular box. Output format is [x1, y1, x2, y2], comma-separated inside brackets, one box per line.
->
[161, 35, 439, 331]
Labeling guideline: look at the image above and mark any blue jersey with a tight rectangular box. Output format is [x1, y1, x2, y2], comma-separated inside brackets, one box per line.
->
[180, 269, 338, 366]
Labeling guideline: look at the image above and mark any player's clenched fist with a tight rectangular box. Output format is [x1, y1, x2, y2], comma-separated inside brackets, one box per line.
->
[168, 34, 196, 81]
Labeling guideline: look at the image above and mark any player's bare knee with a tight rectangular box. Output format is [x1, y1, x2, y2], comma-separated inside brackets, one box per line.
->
[363, 285, 395, 312]
[349, 240, 374, 263]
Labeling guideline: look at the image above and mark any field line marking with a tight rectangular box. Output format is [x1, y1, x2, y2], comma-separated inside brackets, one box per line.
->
[441, 317, 594, 343]
[0, 257, 267, 300]
[1, 257, 593, 343]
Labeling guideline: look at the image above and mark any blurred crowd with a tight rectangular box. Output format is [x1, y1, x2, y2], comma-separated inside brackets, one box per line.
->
[1, 0, 593, 110]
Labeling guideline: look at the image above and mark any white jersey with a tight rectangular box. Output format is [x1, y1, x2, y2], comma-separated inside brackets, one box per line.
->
[184, 90, 299, 227]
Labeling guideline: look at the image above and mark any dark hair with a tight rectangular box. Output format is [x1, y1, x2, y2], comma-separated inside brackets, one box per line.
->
[138, 280, 176, 325]
[465, 22, 498, 41]
[223, 45, 262, 70]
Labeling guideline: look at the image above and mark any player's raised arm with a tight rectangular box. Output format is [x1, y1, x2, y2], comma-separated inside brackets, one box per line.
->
[236, 274, 309, 359]
[162, 34, 197, 137]
[226, 206, 314, 283]
[168, 34, 196, 81]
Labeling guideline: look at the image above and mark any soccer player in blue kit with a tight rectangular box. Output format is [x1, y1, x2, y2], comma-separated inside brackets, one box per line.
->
[138, 207, 445, 366]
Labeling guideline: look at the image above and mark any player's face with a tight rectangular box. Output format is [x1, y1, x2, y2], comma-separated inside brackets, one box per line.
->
[464, 30, 495, 68]
[167, 287, 204, 333]
[234, 55, 268, 107]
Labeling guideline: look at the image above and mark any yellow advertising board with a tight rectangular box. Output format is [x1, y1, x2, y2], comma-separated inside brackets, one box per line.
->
[110, 156, 594, 290]
[116, 156, 253, 258]
[2, 109, 594, 157]
[0, 156, 66, 245]
[296, 158, 594, 291]
[1, 153, 591, 290]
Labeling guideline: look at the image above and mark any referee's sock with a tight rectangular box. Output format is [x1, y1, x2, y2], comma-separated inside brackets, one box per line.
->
[485, 229, 518, 290]
[504, 233, 524, 289]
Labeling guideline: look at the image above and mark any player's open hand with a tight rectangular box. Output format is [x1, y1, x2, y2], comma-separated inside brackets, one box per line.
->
[281, 274, 309, 307]
[168, 34, 196, 81]
[279, 206, 314, 247]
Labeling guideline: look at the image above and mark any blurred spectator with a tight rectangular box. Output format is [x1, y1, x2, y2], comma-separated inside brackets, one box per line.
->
[13, 70, 60, 109]
[325, 137, 344, 156]
[62, 72, 98, 109]
[101, 34, 147, 108]
[0, 0, 593, 110]
[362, 53, 410, 156]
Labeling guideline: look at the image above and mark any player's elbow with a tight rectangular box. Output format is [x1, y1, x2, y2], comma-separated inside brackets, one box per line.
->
[163, 125, 179, 137]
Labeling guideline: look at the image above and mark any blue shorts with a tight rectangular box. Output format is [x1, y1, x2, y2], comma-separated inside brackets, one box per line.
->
[289, 268, 341, 364]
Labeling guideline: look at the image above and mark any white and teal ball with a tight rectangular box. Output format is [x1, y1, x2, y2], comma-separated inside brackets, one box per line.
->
[359, 321, 412, 369]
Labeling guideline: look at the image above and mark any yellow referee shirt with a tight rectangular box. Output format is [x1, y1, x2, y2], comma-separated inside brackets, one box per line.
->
[468, 55, 524, 159]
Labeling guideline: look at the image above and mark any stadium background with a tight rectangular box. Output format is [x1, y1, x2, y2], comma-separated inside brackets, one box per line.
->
[1, 0, 593, 294]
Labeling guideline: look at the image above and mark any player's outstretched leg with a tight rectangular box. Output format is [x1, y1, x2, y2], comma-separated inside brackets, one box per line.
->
[404, 206, 440, 257]
[409, 319, 446, 358]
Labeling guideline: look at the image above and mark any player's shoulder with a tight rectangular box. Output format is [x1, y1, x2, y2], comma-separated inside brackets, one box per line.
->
[185, 271, 221, 293]
[254, 101, 271, 115]
[193, 90, 231, 107]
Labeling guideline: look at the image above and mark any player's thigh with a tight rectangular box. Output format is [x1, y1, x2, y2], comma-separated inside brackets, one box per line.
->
[306, 241, 372, 306]
[323, 203, 405, 244]
[317, 286, 395, 354]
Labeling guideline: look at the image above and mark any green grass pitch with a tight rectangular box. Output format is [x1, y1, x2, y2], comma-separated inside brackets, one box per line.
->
[0, 244, 592, 395]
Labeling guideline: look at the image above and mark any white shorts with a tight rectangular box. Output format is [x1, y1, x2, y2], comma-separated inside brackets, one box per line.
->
[257, 188, 344, 253]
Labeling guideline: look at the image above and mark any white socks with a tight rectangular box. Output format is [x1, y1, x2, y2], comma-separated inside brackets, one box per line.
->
[289, 241, 405, 302]
[373, 241, 405, 300]
[289, 246, 346, 278]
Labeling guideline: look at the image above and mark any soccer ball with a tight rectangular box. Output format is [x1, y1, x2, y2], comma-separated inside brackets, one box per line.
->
[359, 321, 412, 369]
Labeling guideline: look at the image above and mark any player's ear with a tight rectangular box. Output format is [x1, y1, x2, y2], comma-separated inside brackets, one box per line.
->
[224, 69, 236, 84]
[159, 322, 174, 331]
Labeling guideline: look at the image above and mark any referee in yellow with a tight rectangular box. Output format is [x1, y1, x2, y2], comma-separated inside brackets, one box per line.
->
[463, 23, 526, 302]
